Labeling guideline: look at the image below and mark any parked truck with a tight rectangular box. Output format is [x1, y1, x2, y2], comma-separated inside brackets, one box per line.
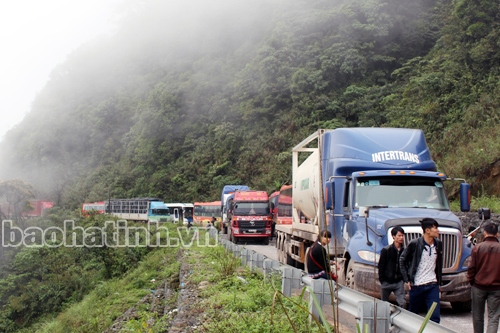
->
[275, 128, 473, 311]
[227, 190, 273, 245]
[269, 184, 293, 225]
[221, 185, 250, 234]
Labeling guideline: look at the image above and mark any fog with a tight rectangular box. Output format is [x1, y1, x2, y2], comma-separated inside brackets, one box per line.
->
[0, 0, 292, 198]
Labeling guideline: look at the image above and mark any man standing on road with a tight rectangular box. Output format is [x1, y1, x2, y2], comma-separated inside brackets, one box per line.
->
[467, 222, 500, 333]
[378, 226, 406, 308]
[400, 218, 443, 323]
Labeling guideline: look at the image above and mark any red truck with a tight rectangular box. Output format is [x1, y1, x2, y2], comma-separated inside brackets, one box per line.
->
[269, 184, 292, 225]
[227, 190, 273, 245]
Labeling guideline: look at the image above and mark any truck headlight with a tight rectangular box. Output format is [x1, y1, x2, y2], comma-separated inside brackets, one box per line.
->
[358, 250, 380, 263]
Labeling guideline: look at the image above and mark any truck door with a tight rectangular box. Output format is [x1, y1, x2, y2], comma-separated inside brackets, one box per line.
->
[174, 208, 180, 222]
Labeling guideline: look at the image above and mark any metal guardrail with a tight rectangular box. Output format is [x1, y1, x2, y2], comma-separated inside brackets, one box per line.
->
[208, 228, 457, 333]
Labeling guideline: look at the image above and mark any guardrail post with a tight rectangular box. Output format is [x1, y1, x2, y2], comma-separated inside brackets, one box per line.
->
[281, 267, 303, 297]
[263, 258, 280, 276]
[358, 300, 390, 333]
[250, 252, 264, 270]
[301, 276, 334, 323]
[240, 248, 248, 265]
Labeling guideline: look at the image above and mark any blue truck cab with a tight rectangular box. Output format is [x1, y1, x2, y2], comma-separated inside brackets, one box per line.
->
[318, 128, 472, 311]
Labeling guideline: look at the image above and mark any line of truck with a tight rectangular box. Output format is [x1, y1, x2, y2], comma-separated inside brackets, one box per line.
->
[269, 127, 475, 312]
[221, 185, 273, 244]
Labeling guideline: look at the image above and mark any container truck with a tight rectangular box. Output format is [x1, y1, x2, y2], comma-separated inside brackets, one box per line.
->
[269, 185, 293, 225]
[227, 190, 273, 245]
[275, 128, 473, 311]
[221, 185, 250, 234]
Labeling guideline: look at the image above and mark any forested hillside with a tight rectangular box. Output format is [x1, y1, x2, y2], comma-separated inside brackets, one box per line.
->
[0, 0, 499, 208]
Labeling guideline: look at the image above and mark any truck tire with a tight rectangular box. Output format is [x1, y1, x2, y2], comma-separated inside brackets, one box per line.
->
[450, 300, 471, 313]
[345, 260, 356, 290]
[277, 236, 284, 263]
[262, 237, 270, 245]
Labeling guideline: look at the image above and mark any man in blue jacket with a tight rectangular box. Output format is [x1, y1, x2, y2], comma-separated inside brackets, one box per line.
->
[400, 218, 443, 323]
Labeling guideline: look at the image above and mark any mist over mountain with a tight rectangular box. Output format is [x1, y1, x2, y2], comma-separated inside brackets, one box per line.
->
[0, 0, 498, 208]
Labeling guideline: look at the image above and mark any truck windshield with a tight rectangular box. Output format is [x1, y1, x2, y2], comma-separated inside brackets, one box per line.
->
[234, 202, 270, 216]
[354, 176, 450, 210]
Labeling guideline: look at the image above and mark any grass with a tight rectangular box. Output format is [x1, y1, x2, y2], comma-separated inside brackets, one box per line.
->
[183, 236, 333, 333]
[18, 227, 331, 333]
[449, 195, 500, 213]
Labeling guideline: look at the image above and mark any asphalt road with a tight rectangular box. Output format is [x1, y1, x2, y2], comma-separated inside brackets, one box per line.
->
[231, 237, 495, 333]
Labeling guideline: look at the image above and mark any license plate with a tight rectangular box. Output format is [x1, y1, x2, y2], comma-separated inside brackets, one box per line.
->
[248, 229, 257, 233]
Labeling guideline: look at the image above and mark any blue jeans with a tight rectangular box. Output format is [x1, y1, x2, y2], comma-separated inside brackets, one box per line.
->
[408, 283, 440, 323]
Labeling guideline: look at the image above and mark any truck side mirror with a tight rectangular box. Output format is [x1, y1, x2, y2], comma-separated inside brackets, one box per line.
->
[478, 208, 491, 220]
[325, 180, 334, 210]
[459, 183, 471, 212]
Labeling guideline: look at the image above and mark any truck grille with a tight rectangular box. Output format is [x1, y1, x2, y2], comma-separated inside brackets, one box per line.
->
[404, 230, 459, 269]
[237, 220, 267, 229]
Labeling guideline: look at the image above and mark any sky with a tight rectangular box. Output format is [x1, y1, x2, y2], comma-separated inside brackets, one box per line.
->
[0, 0, 121, 140]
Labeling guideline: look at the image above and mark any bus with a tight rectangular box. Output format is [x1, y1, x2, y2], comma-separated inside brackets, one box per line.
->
[193, 201, 222, 225]
[164, 203, 194, 224]
[82, 201, 106, 217]
[269, 184, 292, 225]
[82, 198, 171, 222]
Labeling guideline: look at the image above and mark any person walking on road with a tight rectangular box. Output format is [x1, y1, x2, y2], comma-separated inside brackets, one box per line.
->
[400, 218, 443, 323]
[467, 222, 500, 333]
[378, 226, 406, 308]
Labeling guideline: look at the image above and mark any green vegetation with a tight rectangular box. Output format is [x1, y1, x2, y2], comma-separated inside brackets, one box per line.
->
[0, 0, 498, 209]
[11, 227, 332, 332]
[1, 0, 499, 330]
[0, 216, 192, 332]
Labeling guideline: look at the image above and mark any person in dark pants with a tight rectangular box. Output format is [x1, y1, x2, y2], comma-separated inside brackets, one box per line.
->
[400, 218, 442, 323]
[467, 223, 500, 333]
[270, 220, 276, 241]
[307, 229, 337, 281]
[378, 226, 406, 308]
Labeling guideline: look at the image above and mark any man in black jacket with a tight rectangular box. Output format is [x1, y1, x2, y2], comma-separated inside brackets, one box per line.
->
[378, 226, 406, 308]
[400, 218, 443, 323]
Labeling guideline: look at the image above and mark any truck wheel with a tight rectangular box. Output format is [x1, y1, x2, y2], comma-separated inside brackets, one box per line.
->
[345, 260, 356, 290]
[262, 237, 270, 245]
[450, 300, 471, 312]
[277, 236, 284, 263]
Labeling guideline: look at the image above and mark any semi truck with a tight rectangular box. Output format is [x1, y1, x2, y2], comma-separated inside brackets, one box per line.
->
[221, 185, 250, 234]
[275, 128, 473, 311]
[269, 184, 293, 225]
[227, 190, 273, 245]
